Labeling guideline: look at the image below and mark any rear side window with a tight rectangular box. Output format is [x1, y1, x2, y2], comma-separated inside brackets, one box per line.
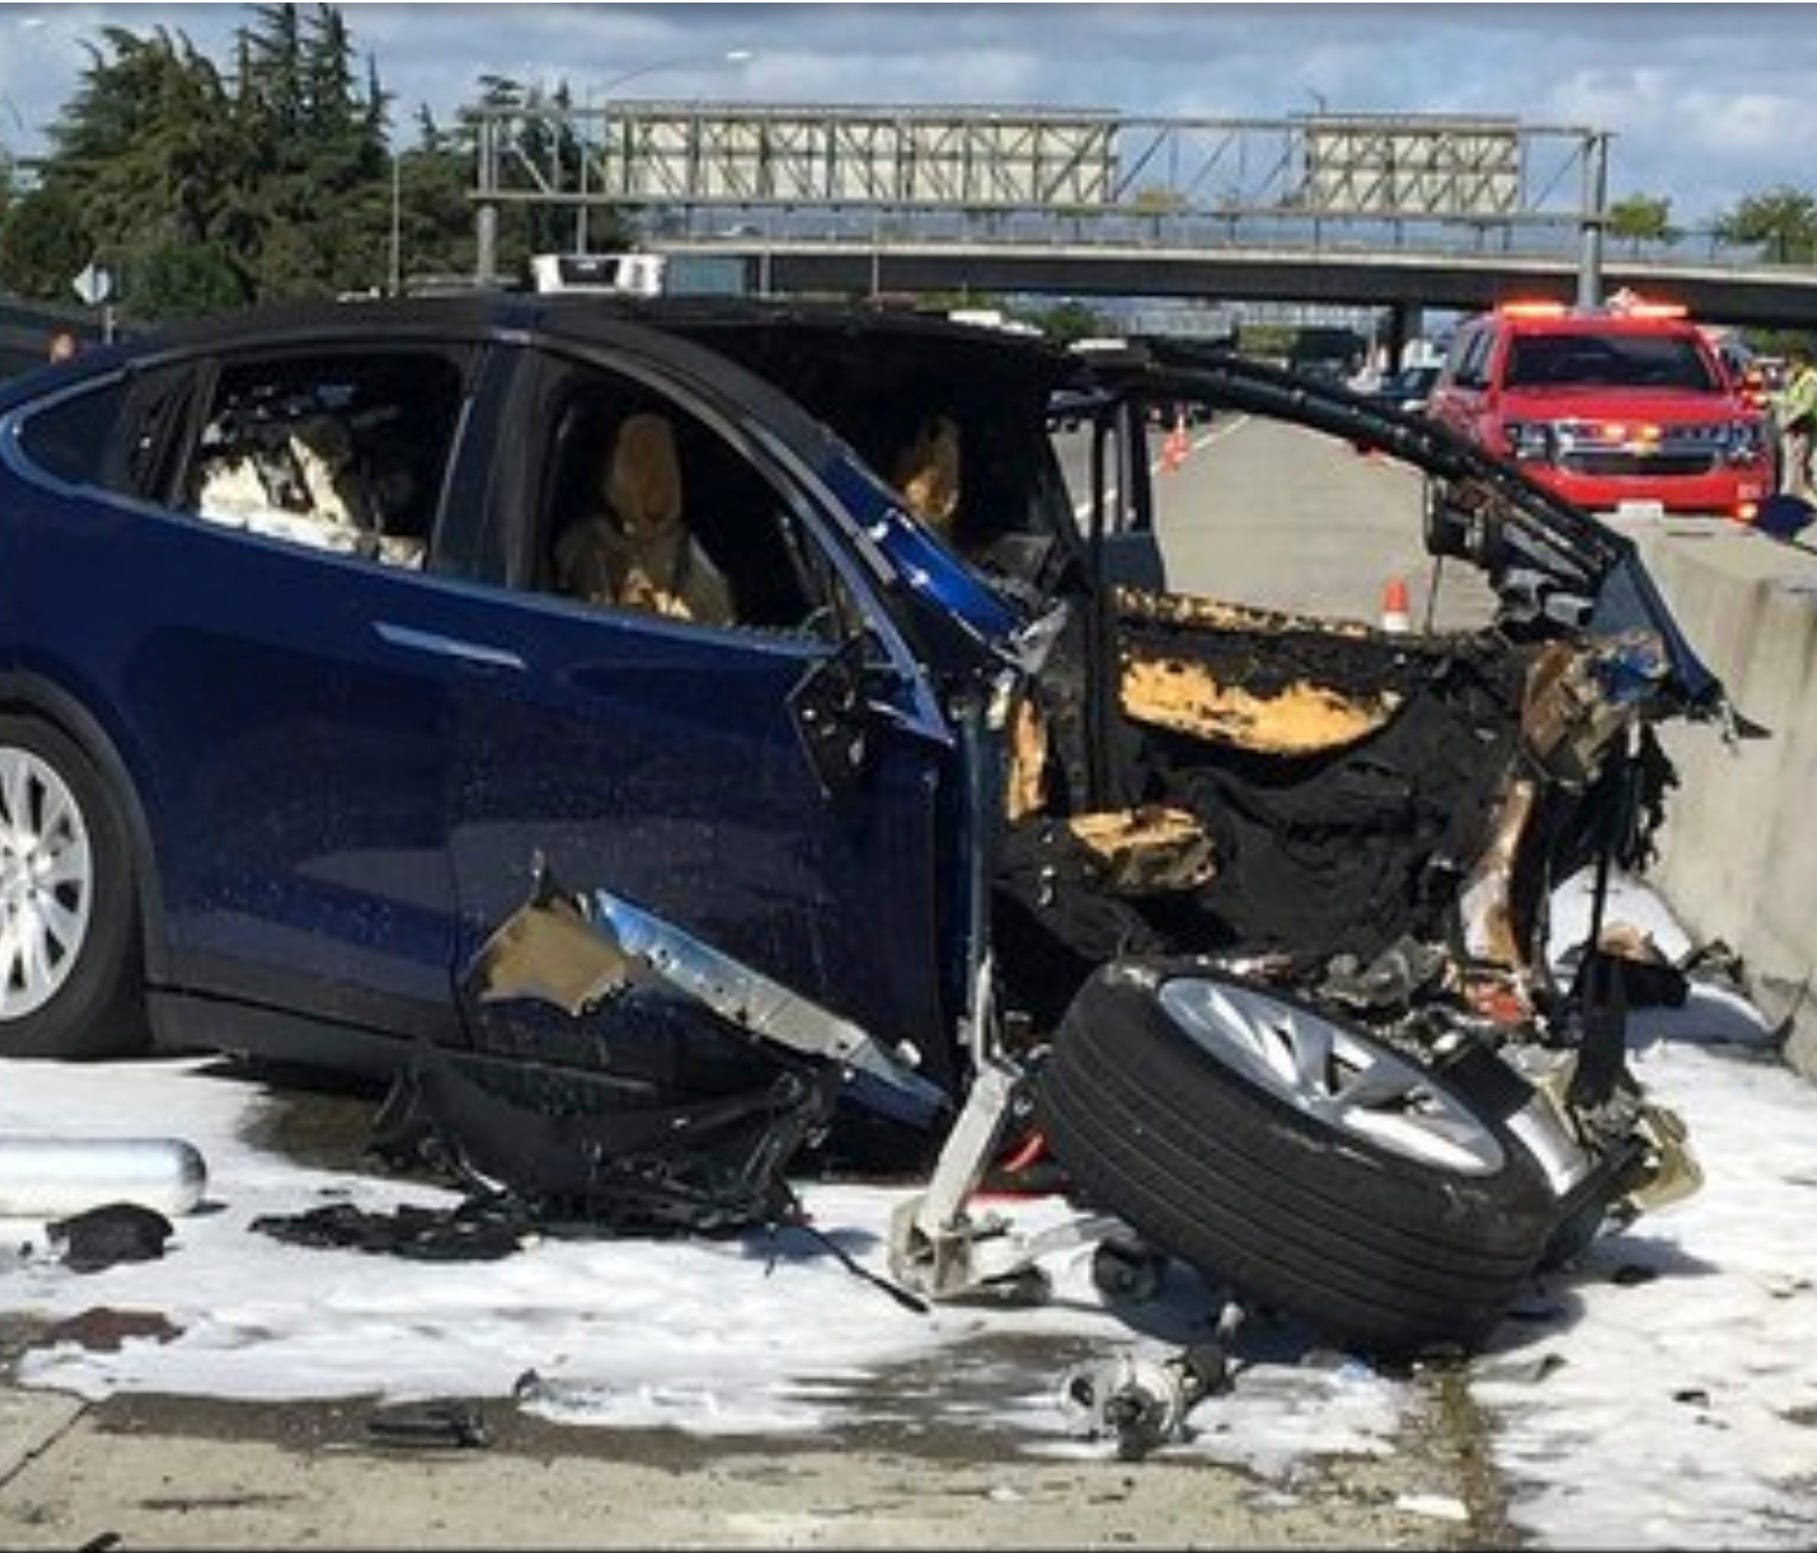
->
[179, 350, 468, 571]
[17, 380, 132, 490]
[1504, 332, 1717, 392]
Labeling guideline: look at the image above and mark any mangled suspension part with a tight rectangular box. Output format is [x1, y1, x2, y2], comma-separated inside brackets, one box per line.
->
[1058, 1326, 1238, 1462]
[1490, 1032, 1701, 1266]
[890, 679, 1132, 1304]
[464, 855, 948, 1127]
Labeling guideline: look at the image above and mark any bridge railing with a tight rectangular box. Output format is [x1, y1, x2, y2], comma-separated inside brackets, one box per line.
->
[647, 203, 1776, 271]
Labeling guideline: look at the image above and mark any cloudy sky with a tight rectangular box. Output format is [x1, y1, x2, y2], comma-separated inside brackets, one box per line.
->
[0, 3, 1809, 227]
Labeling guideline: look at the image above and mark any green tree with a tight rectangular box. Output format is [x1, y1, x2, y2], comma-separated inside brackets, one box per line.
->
[1018, 299, 1106, 345]
[1606, 193, 1677, 249]
[0, 184, 92, 299]
[231, 3, 393, 299]
[6, 3, 630, 314]
[43, 25, 248, 287]
[131, 243, 249, 319]
[1714, 186, 1817, 264]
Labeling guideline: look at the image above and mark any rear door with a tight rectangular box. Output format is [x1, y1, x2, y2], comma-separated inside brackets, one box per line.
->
[4, 339, 499, 1045]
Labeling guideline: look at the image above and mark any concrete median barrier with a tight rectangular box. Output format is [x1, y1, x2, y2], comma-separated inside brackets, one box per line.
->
[1612, 514, 1817, 1075]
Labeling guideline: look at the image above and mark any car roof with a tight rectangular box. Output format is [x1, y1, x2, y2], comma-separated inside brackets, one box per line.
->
[129, 291, 1076, 365]
[1493, 311, 1704, 339]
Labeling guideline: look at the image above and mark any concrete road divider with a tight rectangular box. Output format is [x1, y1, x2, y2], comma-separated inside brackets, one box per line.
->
[1613, 514, 1817, 1076]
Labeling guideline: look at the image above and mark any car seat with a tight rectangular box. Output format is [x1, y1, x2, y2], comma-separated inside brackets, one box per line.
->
[553, 412, 735, 625]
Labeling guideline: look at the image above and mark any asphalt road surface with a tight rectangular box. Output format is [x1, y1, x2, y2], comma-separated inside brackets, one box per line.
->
[1053, 413, 1498, 628]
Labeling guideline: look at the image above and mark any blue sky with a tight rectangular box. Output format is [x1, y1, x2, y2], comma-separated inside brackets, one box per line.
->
[1, 3, 1809, 227]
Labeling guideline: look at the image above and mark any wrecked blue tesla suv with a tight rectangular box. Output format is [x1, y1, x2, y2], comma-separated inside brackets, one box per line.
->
[0, 296, 1715, 1352]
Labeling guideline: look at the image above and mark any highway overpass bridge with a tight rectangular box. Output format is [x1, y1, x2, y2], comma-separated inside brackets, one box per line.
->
[652, 236, 1817, 330]
[473, 100, 1817, 330]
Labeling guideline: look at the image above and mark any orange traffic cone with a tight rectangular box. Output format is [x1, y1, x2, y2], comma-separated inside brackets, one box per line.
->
[1161, 417, 1188, 473]
[1380, 575, 1411, 633]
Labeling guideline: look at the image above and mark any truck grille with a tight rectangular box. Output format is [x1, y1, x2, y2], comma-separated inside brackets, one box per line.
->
[1559, 452, 1717, 477]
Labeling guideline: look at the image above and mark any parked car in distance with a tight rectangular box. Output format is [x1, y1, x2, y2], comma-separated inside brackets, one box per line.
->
[1361, 363, 1442, 414]
[0, 297, 1722, 1355]
[1426, 293, 1772, 521]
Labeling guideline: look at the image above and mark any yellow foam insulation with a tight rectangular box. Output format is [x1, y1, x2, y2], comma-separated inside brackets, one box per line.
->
[1065, 805, 1218, 894]
[1119, 651, 1401, 754]
[1004, 696, 1049, 823]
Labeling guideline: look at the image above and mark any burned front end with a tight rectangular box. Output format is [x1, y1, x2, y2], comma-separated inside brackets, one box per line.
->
[881, 340, 1721, 1353]
[972, 563, 1704, 1352]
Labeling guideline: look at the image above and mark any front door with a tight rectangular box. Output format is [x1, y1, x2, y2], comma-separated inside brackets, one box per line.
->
[442, 344, 961, 1105]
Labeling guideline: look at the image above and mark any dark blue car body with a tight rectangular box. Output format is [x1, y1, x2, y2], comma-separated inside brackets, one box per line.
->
[0, 300, 1061, 1111]
[0, 296, 1722, 1140]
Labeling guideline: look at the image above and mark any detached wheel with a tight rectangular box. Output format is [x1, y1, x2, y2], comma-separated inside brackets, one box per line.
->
[0, 716, 147, 1058]
[1037, 964, 1558, 1356]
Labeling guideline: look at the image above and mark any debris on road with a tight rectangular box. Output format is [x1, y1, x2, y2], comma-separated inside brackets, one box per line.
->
[47, 1204, 175, 1274]
[365, 1398, 490, 1450]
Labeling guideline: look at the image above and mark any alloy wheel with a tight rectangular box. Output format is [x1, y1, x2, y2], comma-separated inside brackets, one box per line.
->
[1158, 976, 1506, 1175]
[0, 747, 94, 1020]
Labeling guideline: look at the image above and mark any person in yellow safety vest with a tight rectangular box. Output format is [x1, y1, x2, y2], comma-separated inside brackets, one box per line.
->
[1773, 346, 1817, 502]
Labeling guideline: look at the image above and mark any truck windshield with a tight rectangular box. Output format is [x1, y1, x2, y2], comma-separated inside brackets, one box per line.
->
[1505, 332, 1717, 392]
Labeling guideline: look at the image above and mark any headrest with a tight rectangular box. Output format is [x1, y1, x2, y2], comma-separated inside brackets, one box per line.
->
[890, 414, 962, 537]
[604, 413, 682, 534]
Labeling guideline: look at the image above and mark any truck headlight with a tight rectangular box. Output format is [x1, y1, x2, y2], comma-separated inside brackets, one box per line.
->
[1504, 421, 1553, 462]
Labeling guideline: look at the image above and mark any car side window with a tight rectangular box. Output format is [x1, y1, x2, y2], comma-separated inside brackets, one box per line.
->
[16, 379, 132, 491]
[1454, 328, 1493, 391]
[530, 362, 832, 635]
[176, 350, 467, 571]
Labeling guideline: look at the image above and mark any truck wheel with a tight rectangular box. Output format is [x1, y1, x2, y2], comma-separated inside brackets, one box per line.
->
[0, 716, 148, 1059]
[1037, 964, 1559, 1356]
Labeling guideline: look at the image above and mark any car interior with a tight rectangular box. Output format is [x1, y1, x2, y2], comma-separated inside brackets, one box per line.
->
[531, 367, 833, 635]
[182, 351, 465, 569]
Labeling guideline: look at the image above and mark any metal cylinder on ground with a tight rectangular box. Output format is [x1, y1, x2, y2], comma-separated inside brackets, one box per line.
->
[0, 1137, 207, 1218]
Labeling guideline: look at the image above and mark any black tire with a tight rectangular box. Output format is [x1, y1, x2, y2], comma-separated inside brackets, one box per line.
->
[1036, 964, 1559, 1356]
[0, 714, 148, 1059]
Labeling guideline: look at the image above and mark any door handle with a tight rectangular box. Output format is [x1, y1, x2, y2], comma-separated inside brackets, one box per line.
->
[374, 622, 525, 673]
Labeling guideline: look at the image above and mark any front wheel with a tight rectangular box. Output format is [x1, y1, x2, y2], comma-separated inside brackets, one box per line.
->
[1037, 963, 1560, 1356]
[0, 716, 148, 1059]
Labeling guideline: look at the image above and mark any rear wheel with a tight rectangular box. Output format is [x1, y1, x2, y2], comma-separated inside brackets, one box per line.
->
[0, 716, 147, 1058]
[1037, 964, 1559, 1356]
